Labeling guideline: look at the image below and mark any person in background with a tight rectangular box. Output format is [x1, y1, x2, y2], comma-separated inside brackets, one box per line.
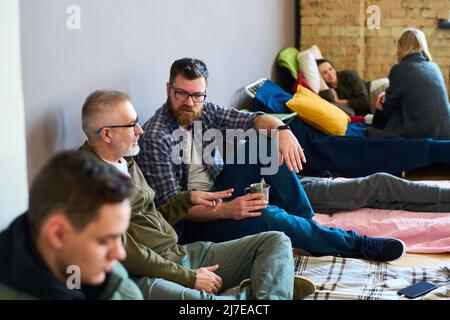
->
[368, 28, 450, 140]
[316, 59, 371, 116]
[0, 151, 143, 300]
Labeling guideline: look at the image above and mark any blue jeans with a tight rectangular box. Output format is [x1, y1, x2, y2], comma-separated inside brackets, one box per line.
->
[180, 134, 360, 257]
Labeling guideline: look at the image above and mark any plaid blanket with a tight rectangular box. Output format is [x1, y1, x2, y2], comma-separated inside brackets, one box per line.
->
[294, 255, 450, 300]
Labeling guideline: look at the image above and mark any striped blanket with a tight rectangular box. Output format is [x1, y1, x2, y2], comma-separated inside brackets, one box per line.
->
[294, 255, 450, 300]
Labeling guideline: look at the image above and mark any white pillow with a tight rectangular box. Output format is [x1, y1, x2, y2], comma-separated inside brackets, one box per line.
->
[297, 51, 321, 93]
[301, 45, 324, 60]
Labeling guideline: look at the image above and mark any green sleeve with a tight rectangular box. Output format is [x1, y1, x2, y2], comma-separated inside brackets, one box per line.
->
[122, 228, 196, 289]
[157, 191, 194, 225]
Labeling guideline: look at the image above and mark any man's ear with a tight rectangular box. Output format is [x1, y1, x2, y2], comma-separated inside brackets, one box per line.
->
[42, 214, 72, 251]
[166, 82, 171, 97]
[99, 128, 112, 144]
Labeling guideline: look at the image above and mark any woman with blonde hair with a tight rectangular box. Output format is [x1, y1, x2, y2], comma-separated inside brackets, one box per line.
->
[367, 28, 450, 140]
[396, 27, 433, 63]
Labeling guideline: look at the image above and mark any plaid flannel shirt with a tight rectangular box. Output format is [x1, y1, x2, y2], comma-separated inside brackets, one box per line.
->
[136, 102, 261, 207]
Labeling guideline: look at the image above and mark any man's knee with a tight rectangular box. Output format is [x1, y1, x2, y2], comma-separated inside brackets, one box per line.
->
[260, 231, 292, 249]
[135, 276, 160, 299]
[368, 172, 394, 186]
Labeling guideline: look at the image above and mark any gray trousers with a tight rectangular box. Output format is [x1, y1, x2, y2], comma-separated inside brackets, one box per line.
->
[136, 231, 295, 300]
[300, 172, 450, 214]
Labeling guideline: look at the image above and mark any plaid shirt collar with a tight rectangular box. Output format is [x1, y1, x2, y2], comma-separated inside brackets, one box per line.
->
[137, 101, 257, 206]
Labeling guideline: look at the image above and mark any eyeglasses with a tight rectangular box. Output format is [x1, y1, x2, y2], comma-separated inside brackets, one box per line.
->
[171, 86, 206, 103]
[95, 117, 140, 135]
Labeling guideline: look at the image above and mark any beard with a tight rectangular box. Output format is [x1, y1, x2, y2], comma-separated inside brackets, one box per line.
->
[167, 97, 202, 127]
[124, 144, 140, 157]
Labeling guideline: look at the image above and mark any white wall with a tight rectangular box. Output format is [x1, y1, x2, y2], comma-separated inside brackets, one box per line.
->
[0, 0, 28, 230]
[20, 0, 295, 181]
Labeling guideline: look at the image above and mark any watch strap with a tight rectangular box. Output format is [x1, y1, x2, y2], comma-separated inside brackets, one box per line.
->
[277, 124, 291, 131]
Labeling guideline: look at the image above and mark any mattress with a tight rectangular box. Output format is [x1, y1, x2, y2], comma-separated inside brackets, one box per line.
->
[254, 80, 450, 177]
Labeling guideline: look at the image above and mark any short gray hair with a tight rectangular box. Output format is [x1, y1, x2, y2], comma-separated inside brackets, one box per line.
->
[81, 90, 130, 138]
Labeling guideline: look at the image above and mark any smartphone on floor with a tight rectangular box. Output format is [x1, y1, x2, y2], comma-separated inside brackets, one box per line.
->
[397, 281, 437, 299]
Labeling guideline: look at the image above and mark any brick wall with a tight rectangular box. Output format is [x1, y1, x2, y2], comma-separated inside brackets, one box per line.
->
[300, 0, 450, 95]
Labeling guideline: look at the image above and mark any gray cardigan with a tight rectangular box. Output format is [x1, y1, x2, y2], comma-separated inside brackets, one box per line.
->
[367, 52, 450, 140]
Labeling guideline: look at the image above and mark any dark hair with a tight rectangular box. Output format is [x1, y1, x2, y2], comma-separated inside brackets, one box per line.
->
[316, 59, 334, 68]
[169, 58, 209, 84]
[28, 150, 134, 237]
[81, 90, 130, 136]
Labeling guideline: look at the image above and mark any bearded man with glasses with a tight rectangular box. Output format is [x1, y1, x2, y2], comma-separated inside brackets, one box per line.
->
[135, 57, 407, 263]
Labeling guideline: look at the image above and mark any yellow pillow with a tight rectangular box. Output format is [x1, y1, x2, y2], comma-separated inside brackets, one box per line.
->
[286, 85, 350, 136]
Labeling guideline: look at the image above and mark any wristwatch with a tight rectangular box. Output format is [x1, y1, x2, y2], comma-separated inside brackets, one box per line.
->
[277, 124, 291, 131]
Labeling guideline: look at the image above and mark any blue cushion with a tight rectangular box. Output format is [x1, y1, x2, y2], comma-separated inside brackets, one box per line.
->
[254, 80, 291, 114]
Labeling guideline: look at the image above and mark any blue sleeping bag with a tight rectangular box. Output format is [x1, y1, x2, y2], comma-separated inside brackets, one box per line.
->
[254, 80, 450, 177]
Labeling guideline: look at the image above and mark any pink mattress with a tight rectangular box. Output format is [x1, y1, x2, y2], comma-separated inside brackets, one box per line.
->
[313, 180, 450, 253]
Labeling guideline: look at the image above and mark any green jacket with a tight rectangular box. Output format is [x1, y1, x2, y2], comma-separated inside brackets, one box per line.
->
[0, 213, 142, 300]
[80, 143, 197, 288]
